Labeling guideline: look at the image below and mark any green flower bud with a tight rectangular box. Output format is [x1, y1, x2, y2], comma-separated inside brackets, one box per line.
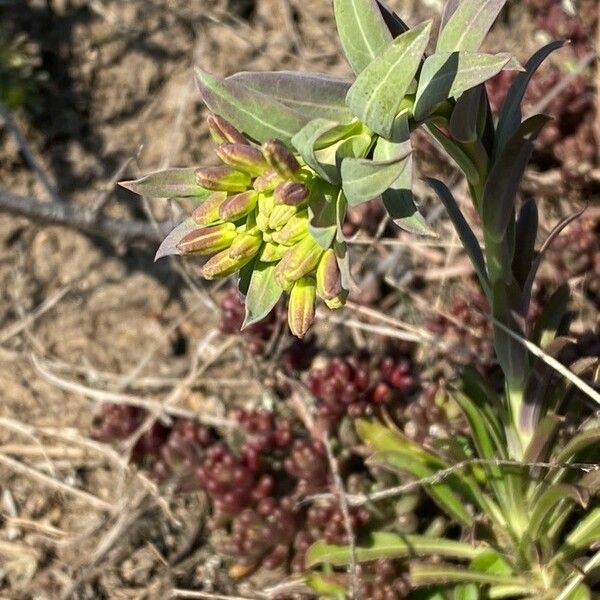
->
[192, 192, 227, 225]
[215, 144, 269, 177]
[228, 233, 262, 261]
[253, 168, 285, 193]
[200, 248, 254, 279]
[260, 242, 288, 262]
[324, 289, 348, 310]
[196, 166, 251, 193]
[207, 114, 249, 146]
[262, 139, 301, 179]
[269, 204, 297, 231]
[273, 182, 309, 206]
[316, 248, 342, 300]
[219, 190, 259, 222]
[288, 276, 316, 339]
[258, 192, 275, 219]
[177, 223, 236, 256]
[275, 236, 323, 289]
[271, 210, 309, 245]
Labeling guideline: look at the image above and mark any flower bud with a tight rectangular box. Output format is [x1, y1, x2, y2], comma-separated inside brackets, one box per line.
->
[219, 190, 259, 222]
[253, 169, 285, 193]
[288, 277, 316, 339]
[260, 242, 287, 262]
[273, 182, 309, 206]
[228, 233, 262, 261]
[258, 193, 275, 219]
[177, 223, 236, 256]
[262, 140, 301, 178]
[215, 144, 269, 177]
[324, 289, 348, 310]
[271, 210, 309, 245]
[192, 192, 227, 225]
[275, 236, 323, 289]
[200, 248, 254, 279]
[207, 114, 249, 146]
[196, 166, 251, 193]
[316, 249, 342, 300]
[269, 204, 297, 231]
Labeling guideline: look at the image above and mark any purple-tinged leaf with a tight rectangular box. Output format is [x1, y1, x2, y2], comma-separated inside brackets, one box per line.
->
[376, 1, 409, 37]
[495, 41, 566, 156]
[120, 168, 211, 200]
[482, 114, 550, 242]
[440, 0, 461, 31]
[437, 0, 507, 53]
[512, 198, 539, 289]
[242, 261, 283, 329]
[333, 0, 393, 74]
[346, 20, 432, 138]
[154, 218, 197, 261]
[425, 177, 490, 297]
[523, 414, 562, 464]
[195, 67, 305, 144]
[449, 85, 484, 143]
[226, 71, 353, 124]
[530, 283, 570, 349]
[414, 51, 516, 121]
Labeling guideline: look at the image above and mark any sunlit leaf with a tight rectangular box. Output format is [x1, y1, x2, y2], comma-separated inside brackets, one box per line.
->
[154, 218, 197, 260]
[243, 262, 283, 328]
[414, 51, 515, 121]
[437, 0, 507, 53]
[410, 563, 527, 588]
[227, 71, 353, 123]
[195, 67, 304, 144]
[308, 187, 339, 249]
[346, 20, 432, 138]
[120, 168, 211, 200]
[333, 0, 393, 74]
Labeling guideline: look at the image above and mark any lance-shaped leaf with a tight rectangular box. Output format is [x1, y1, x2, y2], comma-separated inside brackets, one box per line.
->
[483, 114, 550, 242]
[495, 40, 565, 155]
[292, 119, 362, 183]
[440, 0, 461, 31]
[562, 507, 600, 554]
[341, 139, 412, 207]
[120, 168, 211, 200]
[306, 532, 480, 567]
[436, 0, 507, 53]
[308, 186, 339, 249]
[449, 85, 483, 143]
[530, 283, 570, 349]
[512, 198, 539, 288]
[414, 51, 516, 121]
[243, 262, 284, 328]
[195, 68, 305, 144]
[376, 0, 409, 37]
[424, 178, 491, 297]
[333, 0, 393, 74]
[154, 218, 197, 260]
[226, 71, 353, 124]
[346, 20, 432, 138]
[410, 563, 527, 588]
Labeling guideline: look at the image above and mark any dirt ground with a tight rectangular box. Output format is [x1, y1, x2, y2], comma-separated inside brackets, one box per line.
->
[0, 1, 598, 599]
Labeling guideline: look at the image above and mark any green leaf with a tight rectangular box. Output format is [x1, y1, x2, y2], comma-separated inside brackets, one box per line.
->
[227, 71, 353, 123]
[424, 178, 490, 297]
[195, 67, 304, 144]
[470, 549, 512, 576]
[242, 262, 283, 328]
[341, 142, 412, 207]
[495, 41, 565, 155]
[453, 584, 478, 600]
[154, 218, 197, 260]
[529, 484, 589, 541]
[530, 283, 570, 348]
[305, 532, 480, 568]
[346, 20, 432, 138]
[563, 507, 600, 553]
[304, 573, 347, 597]
[333, 0, 393, 74]
[483, 115, 550, 242]
[414, 51, 514, 121]
[449, 85, 483, 143]
[308, 186, 339, 249]
[512, 199, 539, 288]
[410, 563, 527, 588]
[436, 0, 507, 53]
[425, 124, 481, 185]
[120, 168, 211, 200]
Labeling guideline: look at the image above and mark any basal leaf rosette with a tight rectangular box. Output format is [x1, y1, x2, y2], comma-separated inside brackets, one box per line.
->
[127, 115, 349, 338]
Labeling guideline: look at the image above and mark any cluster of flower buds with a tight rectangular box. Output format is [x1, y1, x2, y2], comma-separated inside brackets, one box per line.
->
[283, 438, 329, 497]
[357, 560, 411, 600]
[307, 355, 416, 428]
[157, 115, 348, 338]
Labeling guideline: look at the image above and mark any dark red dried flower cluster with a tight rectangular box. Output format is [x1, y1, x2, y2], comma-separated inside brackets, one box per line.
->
[357, 560, 411, 600]
[307, 355, 416, 427]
